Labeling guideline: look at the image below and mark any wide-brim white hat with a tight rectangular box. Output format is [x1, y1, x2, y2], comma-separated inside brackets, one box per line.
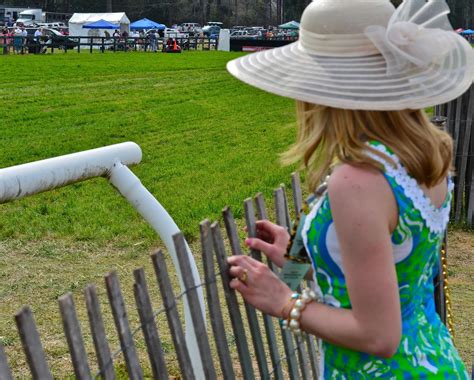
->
[227, 0, 474, 111]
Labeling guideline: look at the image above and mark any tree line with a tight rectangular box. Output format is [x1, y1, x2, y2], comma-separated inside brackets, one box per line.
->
[5, 0, 472, 28]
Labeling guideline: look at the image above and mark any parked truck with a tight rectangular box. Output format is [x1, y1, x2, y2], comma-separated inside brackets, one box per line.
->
[16, 9, 43, 26]
[16, 9, 71, 26]
[0, 6, 28, 26]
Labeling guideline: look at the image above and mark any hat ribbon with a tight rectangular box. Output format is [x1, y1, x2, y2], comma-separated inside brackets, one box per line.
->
[365, 0, 458, 75]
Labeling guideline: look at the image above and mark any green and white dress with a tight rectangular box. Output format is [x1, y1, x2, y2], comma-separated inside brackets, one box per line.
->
[302, 141, 468, 379]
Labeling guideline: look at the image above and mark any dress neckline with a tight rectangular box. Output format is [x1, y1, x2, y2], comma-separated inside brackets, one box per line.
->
[367, 142, 452, 234]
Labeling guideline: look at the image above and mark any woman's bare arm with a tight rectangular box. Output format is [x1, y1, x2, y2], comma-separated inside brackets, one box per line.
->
[229, 164, 401, 357]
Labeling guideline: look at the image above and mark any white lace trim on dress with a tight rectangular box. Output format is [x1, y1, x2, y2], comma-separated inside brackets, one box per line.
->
[368, 143, 452, 234]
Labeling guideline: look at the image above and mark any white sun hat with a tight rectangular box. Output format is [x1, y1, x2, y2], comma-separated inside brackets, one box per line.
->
[227, 0, 474, 111]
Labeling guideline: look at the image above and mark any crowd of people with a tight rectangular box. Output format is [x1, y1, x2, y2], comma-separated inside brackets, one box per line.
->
[0, 26, 27, 54]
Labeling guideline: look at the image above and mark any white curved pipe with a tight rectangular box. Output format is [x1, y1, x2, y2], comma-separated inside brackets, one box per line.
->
[0, 142, 142, 203]
[108, 161, 205, 378]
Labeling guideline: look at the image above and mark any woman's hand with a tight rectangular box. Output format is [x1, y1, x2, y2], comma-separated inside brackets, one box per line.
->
[245, 220, 290, 268]
[228, 254, 293, 318]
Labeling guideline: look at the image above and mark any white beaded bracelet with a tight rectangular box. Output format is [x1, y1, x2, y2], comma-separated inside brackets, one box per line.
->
[281, 288, 318, 335]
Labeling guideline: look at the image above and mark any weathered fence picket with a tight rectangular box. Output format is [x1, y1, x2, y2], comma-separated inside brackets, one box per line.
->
[200, 220, 236, 380]
[274, 187, 302, 380]
[133, 268, 169, 380]
[15, 307, 53, 380]
[58, 293, 92, 380]
[211, 220, 255, 380]
[84, 284, 116, 380]
[223, 206, 271, 379]
[174, 232, 218, 380]
[253, 193, 286, 380]
[0, 342, 13, 380]
[151, 251, 195, 380]
[105, 272, 144, 380]
[435, 84, 474, 225]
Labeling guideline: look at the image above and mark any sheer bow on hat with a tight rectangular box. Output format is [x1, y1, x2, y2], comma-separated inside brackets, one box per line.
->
[365, 0, 467, 75]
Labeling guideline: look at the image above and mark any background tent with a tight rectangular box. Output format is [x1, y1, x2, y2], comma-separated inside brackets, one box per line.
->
[83, 19, 119, 29]
[69, 12, 130, 39]
[130, 18, 166, 30]
[460, 29, 474, 35]
[279, 20, 300, 29]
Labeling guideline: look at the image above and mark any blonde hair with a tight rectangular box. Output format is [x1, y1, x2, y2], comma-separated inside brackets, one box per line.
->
[282, 102, 453, 191]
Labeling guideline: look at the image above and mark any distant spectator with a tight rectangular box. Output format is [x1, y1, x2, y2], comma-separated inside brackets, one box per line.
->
[21, 27, 27, 53]
[149, 30, 158, 52]
[1, 28, 8, 55]
[138, 30, 145, 50]
[13, 27, 22, 54]
[6, 28, 13, 53]
[34, 27, 42, 45]
[113, 29, 120, 38]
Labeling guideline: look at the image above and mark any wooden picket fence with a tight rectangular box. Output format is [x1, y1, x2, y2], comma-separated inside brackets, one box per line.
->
[434, 84, 474, 225]
[0, 174, 322, 379]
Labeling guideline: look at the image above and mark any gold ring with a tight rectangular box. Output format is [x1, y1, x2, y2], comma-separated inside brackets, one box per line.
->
[239, 269, 248, 284]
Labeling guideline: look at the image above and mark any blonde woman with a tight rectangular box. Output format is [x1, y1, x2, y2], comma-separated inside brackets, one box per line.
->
[226, 0, 473, 377]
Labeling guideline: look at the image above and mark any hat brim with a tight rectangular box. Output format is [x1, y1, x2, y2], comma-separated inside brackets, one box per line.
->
[227, 41, 473, 111]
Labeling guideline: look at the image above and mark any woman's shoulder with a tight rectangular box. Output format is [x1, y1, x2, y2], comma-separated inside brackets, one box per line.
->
[328, 163, 398, 230]
[329, 163, 389, 196]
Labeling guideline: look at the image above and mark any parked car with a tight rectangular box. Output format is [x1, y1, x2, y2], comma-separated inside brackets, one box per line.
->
[163, 27, 186, 39]
[180, 22, 202, 35]
[24, 27, 77, 52]
[230, 30, 258, 39]
[202, 25, 220, 37]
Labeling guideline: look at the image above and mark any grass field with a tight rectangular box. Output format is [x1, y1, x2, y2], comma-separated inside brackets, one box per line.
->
[0, 51, 472, 377]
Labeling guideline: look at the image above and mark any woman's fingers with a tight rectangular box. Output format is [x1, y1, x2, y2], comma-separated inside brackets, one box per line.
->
[255, 220, 284, 235]
[228, 264, 249, 283]
[245, 237, 275, 254]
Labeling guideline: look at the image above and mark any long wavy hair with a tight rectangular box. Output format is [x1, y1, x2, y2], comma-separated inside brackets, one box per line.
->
[282, 102, 453, 191]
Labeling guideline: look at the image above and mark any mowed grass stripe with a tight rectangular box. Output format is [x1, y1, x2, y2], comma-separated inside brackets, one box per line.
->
[0, 51, 297, 244]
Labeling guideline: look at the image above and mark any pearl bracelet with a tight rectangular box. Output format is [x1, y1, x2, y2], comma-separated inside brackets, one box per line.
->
[280, 288, 318, 335]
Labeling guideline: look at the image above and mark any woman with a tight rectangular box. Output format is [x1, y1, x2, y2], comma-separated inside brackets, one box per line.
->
[226, 0, 472, 377]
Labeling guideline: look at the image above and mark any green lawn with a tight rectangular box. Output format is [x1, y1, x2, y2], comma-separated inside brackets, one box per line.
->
[0, 51, 472, 377]
[0, 51, 297, 246]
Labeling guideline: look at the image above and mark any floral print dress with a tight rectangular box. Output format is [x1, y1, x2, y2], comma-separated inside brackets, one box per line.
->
[302, 141, 468, 379]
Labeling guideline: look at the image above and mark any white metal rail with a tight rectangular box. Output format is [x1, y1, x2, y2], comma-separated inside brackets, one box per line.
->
[0, 141, 205, 378]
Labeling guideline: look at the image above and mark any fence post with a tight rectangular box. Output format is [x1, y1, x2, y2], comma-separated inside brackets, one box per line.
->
[211, 221, 255, 380]
[0, 343, 13, 380]
[174, 232, 217, 380]
[84, 284, 116, 380]
[151, 251, 196, 380]
[274, 187, 301, 380]
[58, 293, 92, 380]
[133, 268, 169, 380]
[105, 271, 144, 380]
[200, 220, 236, 379]
[15, 307, 53, 380]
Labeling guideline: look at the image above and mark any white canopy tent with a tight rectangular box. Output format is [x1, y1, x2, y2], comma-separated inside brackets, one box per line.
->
[69, 12, 130, 40]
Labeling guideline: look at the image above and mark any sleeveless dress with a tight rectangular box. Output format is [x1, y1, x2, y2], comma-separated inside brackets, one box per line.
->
[302, 141, 468, 379]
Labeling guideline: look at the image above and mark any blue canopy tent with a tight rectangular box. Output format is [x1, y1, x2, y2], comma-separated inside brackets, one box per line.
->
[83, 19, 120, 29]
[460, 29, 474, 35]
[130, 18, 166, 30]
